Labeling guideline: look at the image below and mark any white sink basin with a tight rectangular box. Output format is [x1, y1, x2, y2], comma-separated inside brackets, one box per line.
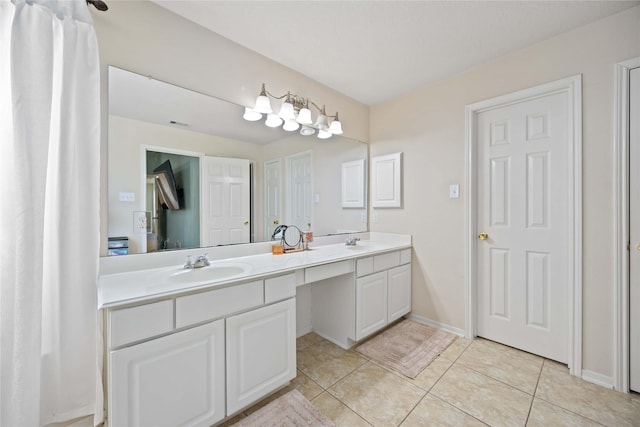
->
[167, 264, 248, 284]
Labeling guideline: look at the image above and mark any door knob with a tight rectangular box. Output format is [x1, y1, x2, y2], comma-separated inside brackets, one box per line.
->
[478, 232, 488, 240]
[637, 243, 640, 251]
[274, 220, 279, 225]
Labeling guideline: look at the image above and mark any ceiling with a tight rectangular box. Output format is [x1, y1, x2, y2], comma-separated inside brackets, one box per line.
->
[109, 66, 296, 144]
[151, 0, 638, 106]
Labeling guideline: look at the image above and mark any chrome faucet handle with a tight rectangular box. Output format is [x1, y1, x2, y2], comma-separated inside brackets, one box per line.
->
[196, 253, 210, 267]
[184, 255, 194, 269]
[345, 236, 360, 246]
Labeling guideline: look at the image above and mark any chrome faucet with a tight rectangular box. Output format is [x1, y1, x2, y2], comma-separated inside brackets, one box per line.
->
[194, 254, 210, 268]
[184, 254, 210, 269]
[345, 236, 360, 246]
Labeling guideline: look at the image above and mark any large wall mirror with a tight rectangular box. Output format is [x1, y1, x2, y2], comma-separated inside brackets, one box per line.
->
[107, 66, 368, 255]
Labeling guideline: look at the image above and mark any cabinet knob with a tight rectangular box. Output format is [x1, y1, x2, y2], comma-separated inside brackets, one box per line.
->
[244, 221, 249, 225]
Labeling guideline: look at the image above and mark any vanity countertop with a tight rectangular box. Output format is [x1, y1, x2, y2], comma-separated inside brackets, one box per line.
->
[98, 233, 411, 309]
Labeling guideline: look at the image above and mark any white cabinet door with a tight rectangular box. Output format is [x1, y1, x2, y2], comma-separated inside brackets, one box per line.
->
[226, 298, 296, 415]
[356, 271, 388, 340]
[387, 264, 411, 323]
[109, 320, 226, 427]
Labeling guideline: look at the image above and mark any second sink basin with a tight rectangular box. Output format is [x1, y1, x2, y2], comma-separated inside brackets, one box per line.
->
[168, 264, 248, 284]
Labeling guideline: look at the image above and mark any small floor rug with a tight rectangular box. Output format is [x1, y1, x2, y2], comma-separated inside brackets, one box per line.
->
[231, 389, 335, 427]
[355, 319, 456, 379]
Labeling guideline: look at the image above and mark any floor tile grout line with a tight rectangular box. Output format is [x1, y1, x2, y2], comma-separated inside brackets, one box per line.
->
[428, 393, 492, 426]
[310, 390, 374, 427]
[531, 359, 609, 426]
[457, 363, 538, 396]
[523, 355, 546, 425]
[396, 387, 429, 426]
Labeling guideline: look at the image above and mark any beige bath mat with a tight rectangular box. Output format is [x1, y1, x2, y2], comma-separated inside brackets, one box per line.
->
[231, 389, 335, 427]
[355, 319, 456, 378]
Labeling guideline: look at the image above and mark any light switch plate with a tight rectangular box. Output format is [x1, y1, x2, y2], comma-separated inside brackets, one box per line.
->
[119, 192, 135, 202]
[449, 184, 459, 199]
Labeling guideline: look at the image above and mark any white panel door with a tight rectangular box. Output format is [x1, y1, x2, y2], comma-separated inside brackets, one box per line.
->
[630, 66, 640, 392]
[200, 156, 250, 246]
[109, 320, 226, 427]
[264, 159, 282, 241]
[477, 91, 569, 363]
[356, 271, 388, 341]
[226, 299, 296, 415]
[286, 151, 313, 231]
[387, 264, 411, 323]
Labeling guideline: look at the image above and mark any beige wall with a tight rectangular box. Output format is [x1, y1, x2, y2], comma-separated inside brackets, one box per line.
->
[93, 0, 370, 255]
[370, 6, 640, 378]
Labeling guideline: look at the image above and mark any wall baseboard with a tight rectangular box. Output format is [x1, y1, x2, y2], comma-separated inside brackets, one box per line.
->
[581, 369, 614, 390]
[406, 313, 465, 337]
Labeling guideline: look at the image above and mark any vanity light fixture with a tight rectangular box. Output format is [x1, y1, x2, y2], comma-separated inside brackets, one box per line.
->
[243, 83, 343, 138]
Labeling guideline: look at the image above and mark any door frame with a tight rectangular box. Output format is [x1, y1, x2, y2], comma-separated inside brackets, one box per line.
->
[464, 75, 583, 377]
[613, 56, 640, 393]
[140, 144, 203, 253]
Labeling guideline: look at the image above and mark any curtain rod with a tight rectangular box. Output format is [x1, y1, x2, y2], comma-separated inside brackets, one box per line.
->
[87, 0, 108, 11]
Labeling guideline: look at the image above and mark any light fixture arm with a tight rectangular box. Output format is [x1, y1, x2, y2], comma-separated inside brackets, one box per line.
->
[259, 83, 339, 118]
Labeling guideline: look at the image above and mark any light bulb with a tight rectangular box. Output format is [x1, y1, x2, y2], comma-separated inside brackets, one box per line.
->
[314, 114, 329, 131]
[318, 129, 332, 139]
[297, 107, 313, 125]
[300, 125, 315, 136]
[278, 101, 295, 121]
[254, 95, 272, 114]
[265, 113, 283, 128]
[243, 107, 262, 122]
[329, 119, 343, 134]
[283, 119, 300, 132]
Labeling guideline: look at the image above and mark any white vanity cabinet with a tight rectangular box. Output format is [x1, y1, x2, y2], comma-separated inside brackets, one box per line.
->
[226, 298, 296, 415]
[106, 274, 297, 427]
[99, 234, 412, 426]
[355, 249, 412, 341]
[109, 320, 226, 427]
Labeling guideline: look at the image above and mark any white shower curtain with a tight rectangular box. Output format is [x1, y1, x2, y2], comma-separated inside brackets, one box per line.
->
[0, 0, 102, 425]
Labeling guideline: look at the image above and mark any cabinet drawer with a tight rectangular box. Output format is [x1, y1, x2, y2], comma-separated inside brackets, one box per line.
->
[265, 273, 296, 304]
[373, 251, 400, 272]
[176, 280, 263, 329]
[400, 249, 411, 265]
[305, 260, 354, 283]
[356, 257, 374, 277]
[109, 300, 174, 348]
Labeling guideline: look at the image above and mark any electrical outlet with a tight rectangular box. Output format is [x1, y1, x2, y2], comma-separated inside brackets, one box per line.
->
[360, 212, 367, 223]
[372, 211, 379, 223]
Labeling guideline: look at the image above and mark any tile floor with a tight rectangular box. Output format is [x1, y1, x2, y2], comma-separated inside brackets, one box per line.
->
[223, 331, 640, 427]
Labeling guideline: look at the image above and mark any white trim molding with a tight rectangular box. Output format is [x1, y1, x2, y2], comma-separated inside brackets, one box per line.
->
[613, 56, 640, 393]
[407, 313, 465, 337]
[582, 370, 615, 390]
[464, 75, 583, 377]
